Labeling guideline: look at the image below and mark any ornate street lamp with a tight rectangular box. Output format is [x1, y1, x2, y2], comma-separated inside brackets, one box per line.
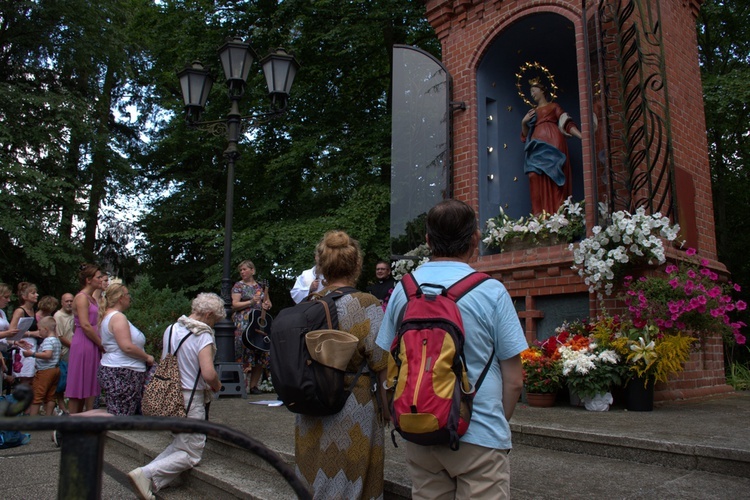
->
[177, 36, 298, 397]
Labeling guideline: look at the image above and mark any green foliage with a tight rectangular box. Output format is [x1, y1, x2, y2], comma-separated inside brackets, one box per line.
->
[698, 0, 750, 365]
[125, 275, 192, 356]
[727, 359, 750, 391]
[0, 0, 156, 291]
[138, 0, 436, 297]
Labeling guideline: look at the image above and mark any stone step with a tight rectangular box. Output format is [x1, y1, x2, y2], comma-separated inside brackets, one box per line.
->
[106, 428, 750, 500]
[510, 421, 750, 478]
[105, 412, 750, 499]
[106, 430, 298, 499]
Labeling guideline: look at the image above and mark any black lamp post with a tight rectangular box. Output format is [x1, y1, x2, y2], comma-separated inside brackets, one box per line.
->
[177, 37, 298, 394]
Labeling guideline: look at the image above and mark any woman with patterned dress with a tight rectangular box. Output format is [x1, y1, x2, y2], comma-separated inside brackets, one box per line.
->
[98, 283, 155, 415]
[66, 263, 105, 414]
[521, 79, 582, 216]
[231, 259, 272, 394]
[295, 230, 390, 500]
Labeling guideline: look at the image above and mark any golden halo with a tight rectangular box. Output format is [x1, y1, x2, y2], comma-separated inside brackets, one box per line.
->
[515, 61, 558, 107]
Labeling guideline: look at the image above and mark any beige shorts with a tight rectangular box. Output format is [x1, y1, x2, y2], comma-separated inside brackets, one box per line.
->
[405, 441, 511, 499]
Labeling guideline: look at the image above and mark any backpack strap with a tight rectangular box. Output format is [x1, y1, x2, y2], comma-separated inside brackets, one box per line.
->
[400, 273, 422, 300]
[167, 324, 202, 414]
[308, 286, 359, 330]
[446, 272, 492, 302]
[474, 347, 496, 393]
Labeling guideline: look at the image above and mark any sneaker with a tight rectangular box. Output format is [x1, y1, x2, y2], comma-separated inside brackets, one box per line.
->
[52, 430, 61, 447]
[54, 408, 64, 417]
[249, 387, 263, 395]
[127, 467, 155, 500]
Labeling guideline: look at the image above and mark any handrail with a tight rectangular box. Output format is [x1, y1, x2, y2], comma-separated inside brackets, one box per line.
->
[0, 385, 311, 499]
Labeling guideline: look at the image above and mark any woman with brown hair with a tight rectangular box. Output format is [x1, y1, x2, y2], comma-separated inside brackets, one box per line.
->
[294, 230, 390, 499]
[66, 263, 105, 414]
[8, 282, 41, 387]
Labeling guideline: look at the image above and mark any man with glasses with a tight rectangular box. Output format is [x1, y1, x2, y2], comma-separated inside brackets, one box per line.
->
[366, 260, 396, 302]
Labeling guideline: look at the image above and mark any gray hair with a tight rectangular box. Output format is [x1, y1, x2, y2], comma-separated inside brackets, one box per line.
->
[191, 293, 226, 319]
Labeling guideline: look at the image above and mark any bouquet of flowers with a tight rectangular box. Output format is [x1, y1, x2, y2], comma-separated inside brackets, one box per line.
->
[558, 334, 625, 399]
[623, 248, 747, 346]
[520, 344, 563, 394]
[610, 323, 695, 385]
[483, 197, 585, 251]
[569, 205, 681, 296]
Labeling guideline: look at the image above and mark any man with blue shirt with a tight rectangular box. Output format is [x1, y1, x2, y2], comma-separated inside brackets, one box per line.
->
[376, 199, 526, 499]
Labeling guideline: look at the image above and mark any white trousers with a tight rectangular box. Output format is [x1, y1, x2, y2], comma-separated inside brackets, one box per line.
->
[142, 390, 206, 492]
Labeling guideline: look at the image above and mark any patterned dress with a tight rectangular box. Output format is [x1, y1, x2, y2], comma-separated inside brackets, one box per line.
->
[295, 290, 388, 500]
[231, 281, 269, 371]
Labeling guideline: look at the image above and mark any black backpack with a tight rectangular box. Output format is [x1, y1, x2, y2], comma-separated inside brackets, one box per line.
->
[270, 287, 365, 416]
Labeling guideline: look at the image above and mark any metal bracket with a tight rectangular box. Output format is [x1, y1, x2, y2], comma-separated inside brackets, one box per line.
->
[450, 101, 466, 112]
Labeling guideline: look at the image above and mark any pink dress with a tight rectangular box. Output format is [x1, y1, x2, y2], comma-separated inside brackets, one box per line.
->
[65, 293, 101, 399]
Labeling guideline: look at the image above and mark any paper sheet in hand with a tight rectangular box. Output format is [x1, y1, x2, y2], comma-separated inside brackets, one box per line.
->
[8, 317, 34, 341]
[248, 400, 284, 407]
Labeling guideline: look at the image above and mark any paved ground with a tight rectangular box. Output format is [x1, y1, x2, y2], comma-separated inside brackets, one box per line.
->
[1, 390, 749, 498]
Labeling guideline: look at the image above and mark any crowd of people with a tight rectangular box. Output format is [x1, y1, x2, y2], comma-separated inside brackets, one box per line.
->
[1, 201, 525, 499]
[0, 265, 226, 500]
[0, 266, 146, 418]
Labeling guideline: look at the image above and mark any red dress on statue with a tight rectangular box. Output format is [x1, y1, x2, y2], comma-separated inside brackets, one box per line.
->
[521, 102, 576, 215]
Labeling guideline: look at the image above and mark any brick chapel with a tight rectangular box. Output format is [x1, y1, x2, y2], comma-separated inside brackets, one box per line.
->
[390, 0, 732, 401]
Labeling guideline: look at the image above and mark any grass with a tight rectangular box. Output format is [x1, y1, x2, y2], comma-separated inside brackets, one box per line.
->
[727, 361, 750, 391]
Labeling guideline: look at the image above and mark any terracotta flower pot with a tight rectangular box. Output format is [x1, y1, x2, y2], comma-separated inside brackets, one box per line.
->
[526, 392, 557, 407]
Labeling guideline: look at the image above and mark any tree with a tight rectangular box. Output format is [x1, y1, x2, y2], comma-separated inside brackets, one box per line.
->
[137, 0, 439, 304]
[697, 0, 750, 362]
[0, 0, 159, 294]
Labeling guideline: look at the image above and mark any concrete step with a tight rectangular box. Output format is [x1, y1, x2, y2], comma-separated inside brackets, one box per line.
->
[511, 421, 750, 479]
[106, 430, 298, 499]
[105, 428, 750, 500]
[104, 395, 750, 499]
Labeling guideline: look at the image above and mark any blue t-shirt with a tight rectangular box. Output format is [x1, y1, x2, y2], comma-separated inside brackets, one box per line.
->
[376, 261, 527, 450]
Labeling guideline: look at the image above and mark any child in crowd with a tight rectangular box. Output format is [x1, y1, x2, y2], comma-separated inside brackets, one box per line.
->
[36, 296, 59, 321]
[21, 316, 61, 416]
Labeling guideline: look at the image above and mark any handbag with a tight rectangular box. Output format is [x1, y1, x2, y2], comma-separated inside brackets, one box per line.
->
[304, 329, 359, 371]
[141, 326, 200, 417]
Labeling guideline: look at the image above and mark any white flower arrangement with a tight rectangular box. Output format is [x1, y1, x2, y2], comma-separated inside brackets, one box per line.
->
[569, 204, 681, 296]
[559, 342, 623, 399]
[391, 243, 431, 280]
[483, 197, 585, 251]
[559, 343, 620, 376]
